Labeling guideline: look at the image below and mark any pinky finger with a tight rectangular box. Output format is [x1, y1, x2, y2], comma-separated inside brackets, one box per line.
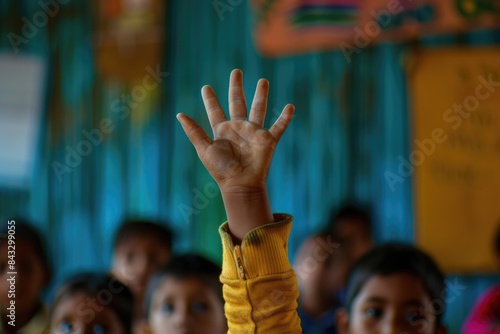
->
[269, 104, 295, 142]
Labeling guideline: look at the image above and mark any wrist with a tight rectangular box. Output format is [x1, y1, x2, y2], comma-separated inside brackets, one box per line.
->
[220, 187, 274, 243]
[220, 185, 268, 198]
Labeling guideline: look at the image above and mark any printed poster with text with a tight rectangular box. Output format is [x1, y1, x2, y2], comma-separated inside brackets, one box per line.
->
[412, 47, 500, 273]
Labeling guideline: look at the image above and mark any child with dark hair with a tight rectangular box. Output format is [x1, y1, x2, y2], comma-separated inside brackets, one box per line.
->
[336, 243, 447, 334]
[49, 273, 134, 334]
[294, 232, 344, 334]
[110, 219, 173, 327]
[327, 204, 373, 265]
[0, 218, 52, 334]
[462, 223, 500, 334]
[145, 254, 227, 334]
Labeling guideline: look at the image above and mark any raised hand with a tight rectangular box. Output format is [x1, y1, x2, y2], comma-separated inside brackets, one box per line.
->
[177, 69, 294, 193]
[177, 69, 295, 241]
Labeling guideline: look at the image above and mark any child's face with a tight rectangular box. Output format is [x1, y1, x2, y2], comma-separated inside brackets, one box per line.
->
[112, 235, 171, 298]
[50, 292, 125, 334]
[0, 240, 47, 312]
[337, 219, 373, 264]
[295, 236, 345, 299]
[338, 273, 445, 334]
[148, 276, 226, 334]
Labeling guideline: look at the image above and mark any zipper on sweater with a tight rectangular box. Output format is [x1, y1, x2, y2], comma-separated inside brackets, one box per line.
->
[234, 245, 246, 279]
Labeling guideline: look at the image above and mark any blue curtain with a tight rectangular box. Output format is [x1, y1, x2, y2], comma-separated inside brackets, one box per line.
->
[0, 1, 498, 332]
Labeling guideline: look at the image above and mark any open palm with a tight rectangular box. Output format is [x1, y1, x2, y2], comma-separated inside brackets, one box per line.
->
[177, 69, 295, 194]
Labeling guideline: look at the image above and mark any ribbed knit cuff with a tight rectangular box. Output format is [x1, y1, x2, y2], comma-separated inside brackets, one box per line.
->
[219, 214, 293, 280]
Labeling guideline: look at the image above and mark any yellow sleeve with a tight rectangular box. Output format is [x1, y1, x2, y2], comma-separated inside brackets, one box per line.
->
[219, 214, 302, 334]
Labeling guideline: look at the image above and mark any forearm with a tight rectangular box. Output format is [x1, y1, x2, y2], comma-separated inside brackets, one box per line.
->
[221, 187, 274, 243]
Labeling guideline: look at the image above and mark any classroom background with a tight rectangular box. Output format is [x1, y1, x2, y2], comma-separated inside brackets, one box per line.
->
[0, 1, 499, 332]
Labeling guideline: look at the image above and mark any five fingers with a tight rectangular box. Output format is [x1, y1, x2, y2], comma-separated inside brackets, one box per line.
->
[181, 70, 295, 145]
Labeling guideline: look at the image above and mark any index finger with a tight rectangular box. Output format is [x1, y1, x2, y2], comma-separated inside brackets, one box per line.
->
[202, 85, 227, 132]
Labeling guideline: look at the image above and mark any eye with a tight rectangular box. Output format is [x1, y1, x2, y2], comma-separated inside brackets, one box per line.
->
[406, 311, 426, 322]
[59, 321, 73, 334]
[161, 303, 174, 314]
[364, 307, 383, 319]
[192, 301, 208, 314]
[93, 324, 106, 334]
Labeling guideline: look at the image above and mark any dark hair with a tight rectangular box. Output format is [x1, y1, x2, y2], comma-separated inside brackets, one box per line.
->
[495, 222, 500, 257]
[51, 273, 134, 334]
[327, 204, 372, 234]
[113, 219, 173, 251]
[0, 218, 51, 284]
[145, 254, 222, 317]
[345, 243, 446, 325]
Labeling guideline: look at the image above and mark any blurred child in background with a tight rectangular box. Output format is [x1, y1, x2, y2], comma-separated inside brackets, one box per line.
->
[325, 205, 374, 312]
[327, 205, 373, 267]
[336, 243, 447, 334]
[462, 223, 500, 334]
[294, 232, 344, 334]
[145, 254, 227, 334]
[49, 273, 133, 334]
[0, 219, 52, 334]
[110, 219, 173, 329]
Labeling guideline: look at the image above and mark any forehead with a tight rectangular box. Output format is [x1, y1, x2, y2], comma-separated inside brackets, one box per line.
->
[52, 292, 123, 323]
[336, 219, 369, 234]
[154, 276, 218, 300]
[115, 234, 169, 252]
[353, 273, 432, 307]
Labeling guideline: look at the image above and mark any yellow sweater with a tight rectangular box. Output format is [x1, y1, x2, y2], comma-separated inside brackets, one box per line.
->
[219, 214, 302, 334]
